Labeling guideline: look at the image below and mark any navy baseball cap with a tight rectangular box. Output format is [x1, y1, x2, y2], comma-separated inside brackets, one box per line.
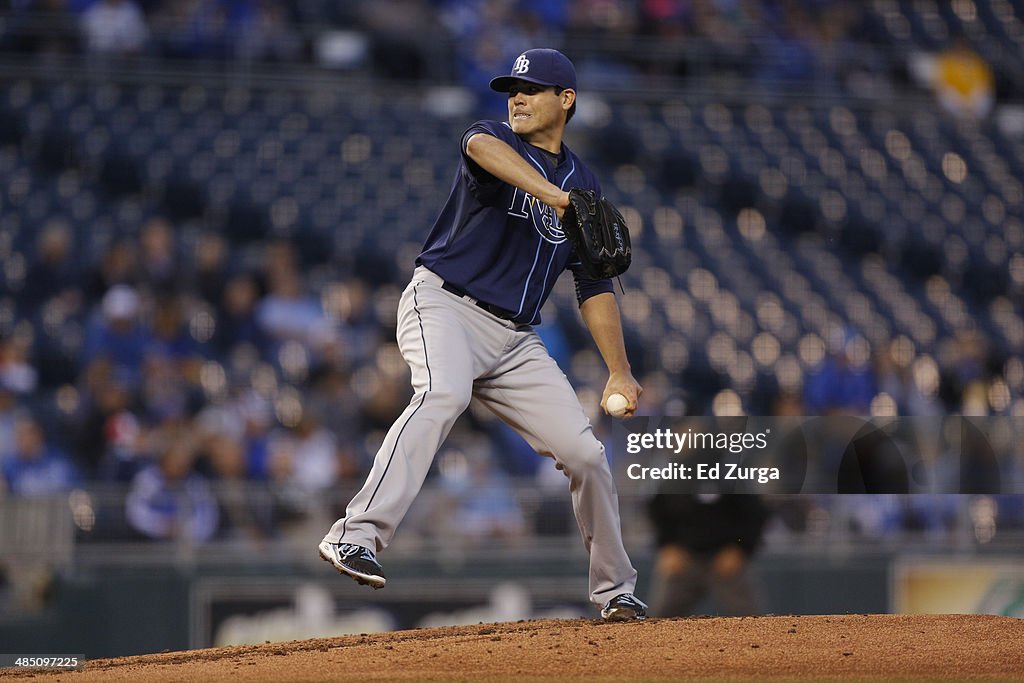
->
[489, 48, 577, 93]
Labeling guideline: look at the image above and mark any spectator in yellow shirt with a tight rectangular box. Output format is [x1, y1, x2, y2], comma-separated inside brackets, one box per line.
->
[932, 38, 994, 119]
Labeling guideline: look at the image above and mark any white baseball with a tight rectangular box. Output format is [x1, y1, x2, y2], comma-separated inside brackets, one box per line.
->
[606, 393, 629, 418]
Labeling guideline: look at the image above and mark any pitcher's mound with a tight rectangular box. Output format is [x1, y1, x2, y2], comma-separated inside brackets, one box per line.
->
[7, 614, 1024, 682]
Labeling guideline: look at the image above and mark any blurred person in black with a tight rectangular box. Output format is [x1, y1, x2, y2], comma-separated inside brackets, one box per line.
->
[647, 492, 769, 617]
[84, 238, 139, 302]
[212, 272, 269, 361]
[20, 218, 81, 318]
[137, 216, 180, 295]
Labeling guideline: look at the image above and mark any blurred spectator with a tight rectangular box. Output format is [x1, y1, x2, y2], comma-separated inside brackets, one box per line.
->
[0, 333, 38, 399]
[81, 284, 152, 385]
[636, 0, 684, 34]
[929, 37, 994, 120]
[85, 239, 140, 302]
[901, 494, 958, 539]
[940, 329, 989, 412]
[875, 339, 944, 416]
[255, 266, 331, 357]
[151, 0, 230, 60]
[21, 221, 82, 388]
[213, 273, 269, 360]
[20, 219, 82, 318]
[238, 395, 275, 479]
[0, 0, 80, 58]
[433, 440, 527, 544]
[125, 435, 219, 542]
[490, 421, 544, 477]
[2, 414, 79, 496]
[451, 31, 517, 117]
[140, 296, 206, 421]
[843, 494, 905, 538]
[803, 329, 876, 415]
[576, 0, 642, 36]
[647, 493, 769, 616]
[316, 277, 381, 378]
[191, 232, 230, 307]
[453, 465, 525, 542]
[530, 445, 576, 537]
[233, 0, 303, 63]
[754, 5, 818, 86]
[81, 0, 149, 56]
[266, 408, 341, 498]
[75, 373, 146, 480]
[204, 432, 275, 542]
[195, 388, 275, 479]
[137, 216, 179, 295]
[358, 0, 445, 80]
[147, 295, 203, 366]
[304, 365, 368, 480]
[0, 379, 19, 462]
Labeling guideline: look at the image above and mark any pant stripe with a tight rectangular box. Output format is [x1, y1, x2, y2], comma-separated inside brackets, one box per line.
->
[413, 281, 432, 392]
[360, 281, 431, 516]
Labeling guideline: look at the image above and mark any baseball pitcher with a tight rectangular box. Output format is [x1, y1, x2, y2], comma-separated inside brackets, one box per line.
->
[319, 48, 646, 621]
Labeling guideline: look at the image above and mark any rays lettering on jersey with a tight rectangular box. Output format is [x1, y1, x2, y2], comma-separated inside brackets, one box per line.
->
[507, 188, 566, 244]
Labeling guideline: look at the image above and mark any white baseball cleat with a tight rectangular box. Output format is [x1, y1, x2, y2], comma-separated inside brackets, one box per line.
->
[318, 540, 386, 589]
[601, 593, 647, 621]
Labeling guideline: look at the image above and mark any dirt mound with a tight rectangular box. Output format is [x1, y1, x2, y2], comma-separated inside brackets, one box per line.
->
[4, 614, 1023, 682]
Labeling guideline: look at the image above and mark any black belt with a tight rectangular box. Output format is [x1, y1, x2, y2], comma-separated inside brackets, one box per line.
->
[441, 281, 518, 322]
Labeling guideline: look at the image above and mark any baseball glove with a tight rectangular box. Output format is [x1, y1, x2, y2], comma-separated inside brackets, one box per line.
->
[561, 188, 632, 279]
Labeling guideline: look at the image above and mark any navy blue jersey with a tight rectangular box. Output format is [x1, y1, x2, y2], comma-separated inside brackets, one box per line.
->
[416, 120, 613, 325]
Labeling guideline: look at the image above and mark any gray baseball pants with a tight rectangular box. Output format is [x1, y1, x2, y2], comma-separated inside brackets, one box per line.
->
[323, 266, 637, 605]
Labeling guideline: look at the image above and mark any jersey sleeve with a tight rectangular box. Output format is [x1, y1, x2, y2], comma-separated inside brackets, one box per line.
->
[571, 268, 614, 305]
[459, 120, 519, 198]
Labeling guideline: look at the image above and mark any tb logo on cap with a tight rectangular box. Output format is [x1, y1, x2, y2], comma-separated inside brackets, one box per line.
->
[512, 54, 530, 74]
